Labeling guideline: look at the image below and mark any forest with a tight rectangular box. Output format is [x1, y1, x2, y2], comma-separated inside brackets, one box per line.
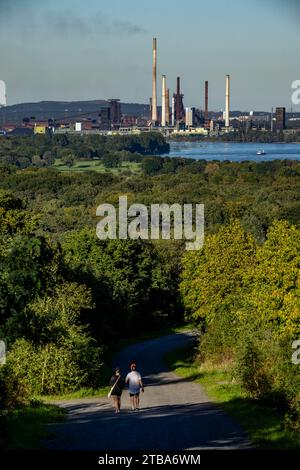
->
[0, 132, 299, 438]
[0, 132, 169, 168]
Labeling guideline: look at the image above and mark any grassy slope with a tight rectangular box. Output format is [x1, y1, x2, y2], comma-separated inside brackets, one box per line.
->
[0, 402, 65, 450]
[165, 344, 300, 450]
[53, 158, 141, 174]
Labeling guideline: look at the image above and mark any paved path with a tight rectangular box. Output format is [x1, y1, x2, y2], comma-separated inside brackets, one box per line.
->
[44, 332, 252, 450]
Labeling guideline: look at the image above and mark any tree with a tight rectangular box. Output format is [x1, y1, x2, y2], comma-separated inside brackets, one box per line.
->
[142, 157, 163, 175]
[32, 155, 44, 167]
[180, 220, 256, 326]
[42, 151, 55, 166]
[239, 220, 300, 338]
[61, 152, 75, 167]
[5, 283, 103, 394]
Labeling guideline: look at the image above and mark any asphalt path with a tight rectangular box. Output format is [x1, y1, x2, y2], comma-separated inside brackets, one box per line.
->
[44, 332, 252, 450]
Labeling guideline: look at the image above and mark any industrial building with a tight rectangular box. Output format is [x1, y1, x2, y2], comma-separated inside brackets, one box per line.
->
[275, 107, 286, 131]
[1, 38, 297, 138]
[185, 107, 196, 128]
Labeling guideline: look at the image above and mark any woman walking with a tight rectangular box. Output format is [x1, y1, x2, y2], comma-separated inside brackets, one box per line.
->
[109, 367, 124, 413]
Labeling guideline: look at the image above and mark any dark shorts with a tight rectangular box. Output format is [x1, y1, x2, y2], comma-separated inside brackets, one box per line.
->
[129, 392, 140, 397]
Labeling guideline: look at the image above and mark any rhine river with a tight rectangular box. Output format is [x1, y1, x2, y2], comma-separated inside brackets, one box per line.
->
[163, 141, 300, 162]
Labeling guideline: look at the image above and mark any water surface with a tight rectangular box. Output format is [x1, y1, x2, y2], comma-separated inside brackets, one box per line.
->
[163, 141, 300, 162]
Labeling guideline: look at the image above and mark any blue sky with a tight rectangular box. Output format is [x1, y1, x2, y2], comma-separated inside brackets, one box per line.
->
[0, 0, 299, 110]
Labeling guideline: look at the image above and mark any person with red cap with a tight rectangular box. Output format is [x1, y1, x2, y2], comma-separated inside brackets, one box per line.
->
[125, 363, 144, 411]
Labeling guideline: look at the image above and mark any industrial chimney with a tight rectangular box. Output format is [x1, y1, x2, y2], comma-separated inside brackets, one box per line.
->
[204, 81, 209, 127]
[166, 88, 170, 125]
[151, 38, 158, 125]
[161, 75, 167, 127]
[225, 74, 230, 128]
[171, 95, 175, 127]
[176, 76, 181, 128]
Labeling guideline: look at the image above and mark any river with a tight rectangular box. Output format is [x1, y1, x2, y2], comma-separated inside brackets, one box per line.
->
[163, 141, 300, 162]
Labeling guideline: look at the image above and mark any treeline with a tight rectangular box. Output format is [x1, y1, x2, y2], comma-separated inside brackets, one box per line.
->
[180, 220, 300, 434]
[220, 129, 300, 143]
[169, 130, 300, 143]
[0, 132, 169, 168]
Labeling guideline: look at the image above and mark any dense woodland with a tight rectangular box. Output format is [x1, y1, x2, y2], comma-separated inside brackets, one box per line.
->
[0, 133, 169, 168]
[0, 133, 299, 436]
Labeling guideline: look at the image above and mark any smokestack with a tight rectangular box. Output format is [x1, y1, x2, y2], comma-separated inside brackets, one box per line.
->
[165, 88, 170, 125]
[151, 38, 158, 125]
[225, 74, 230, 128]
[271, 107, 274, 132]
[171, 95, 175, 126]
[176, 76, 181, 127]
[204, 81, 209, 126]
[161, 75, 167, 127]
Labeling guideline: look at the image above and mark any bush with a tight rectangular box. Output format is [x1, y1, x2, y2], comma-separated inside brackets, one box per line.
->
[0, 362, 31, 409]
[197, 316, 237, 364]
[234, 336, 272, 399]
[6, 338, 104, 396]
[234, 329, 300, 408]
[284, 394, 300, 434]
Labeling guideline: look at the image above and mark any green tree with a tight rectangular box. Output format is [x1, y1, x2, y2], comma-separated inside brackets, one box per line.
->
[180, 220, 256, 325]
[239, 220, 300, 338]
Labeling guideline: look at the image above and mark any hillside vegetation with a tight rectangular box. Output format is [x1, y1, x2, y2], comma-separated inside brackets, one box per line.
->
[0, 134, 299, 444]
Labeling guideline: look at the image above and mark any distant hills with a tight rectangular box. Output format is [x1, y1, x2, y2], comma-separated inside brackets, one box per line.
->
[0, 100, 151, 124]
[1, 100, 299, 126]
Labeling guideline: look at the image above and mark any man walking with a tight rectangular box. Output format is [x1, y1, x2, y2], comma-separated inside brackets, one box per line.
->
[125, 363, 144, 411]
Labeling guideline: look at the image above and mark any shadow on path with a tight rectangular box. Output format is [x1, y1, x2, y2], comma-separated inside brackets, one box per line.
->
[46, 401, 253, 450]
[44, 332, 253, 450]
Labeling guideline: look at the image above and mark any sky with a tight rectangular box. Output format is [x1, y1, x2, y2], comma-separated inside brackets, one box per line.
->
[0, 0, 300, 110]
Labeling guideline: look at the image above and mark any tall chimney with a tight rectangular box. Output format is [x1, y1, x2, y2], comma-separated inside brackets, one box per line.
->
[165, 88, 170, 125]
[161, 75, 167, 127]
[176, 76, 181, 126]
[171, 95, 175, 126]
[271, 107, 274, 132]
[225, 74, 230, 128]
[204, 80, 209, 126]
[151, 38, 158, 125]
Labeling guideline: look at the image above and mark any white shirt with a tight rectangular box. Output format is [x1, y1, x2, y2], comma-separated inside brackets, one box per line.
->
[126, 371, 142, 394]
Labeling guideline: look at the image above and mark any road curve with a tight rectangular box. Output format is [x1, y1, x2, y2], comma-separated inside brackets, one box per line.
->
[44, 332, 252, 450]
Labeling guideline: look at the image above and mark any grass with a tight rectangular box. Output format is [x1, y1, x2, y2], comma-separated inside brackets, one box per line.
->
[40, 387, 110, 402]
[0, 401, 65, 450]
[165, 343, 300, 450]
[53, 158, 142, 174]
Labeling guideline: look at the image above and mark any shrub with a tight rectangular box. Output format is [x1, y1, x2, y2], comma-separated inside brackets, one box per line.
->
[6, 338, 103, 395]
[234, 336, 272, 399]
[0, 362, 31, 409]
[284, 394, 300, 434]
